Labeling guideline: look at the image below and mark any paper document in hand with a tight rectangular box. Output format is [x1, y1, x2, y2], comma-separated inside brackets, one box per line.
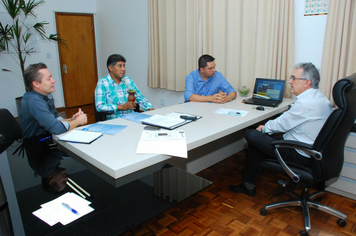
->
[136, 130, 187, 158]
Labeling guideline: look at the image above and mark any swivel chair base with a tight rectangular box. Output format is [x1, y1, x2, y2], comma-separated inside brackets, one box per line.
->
[260, 188, 347, 236]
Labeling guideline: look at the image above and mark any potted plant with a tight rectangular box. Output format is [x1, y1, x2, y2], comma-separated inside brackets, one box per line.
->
[0, 0, 66, 112]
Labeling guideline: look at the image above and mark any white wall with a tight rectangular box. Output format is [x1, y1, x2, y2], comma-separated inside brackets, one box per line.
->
[97, 0, 329, 108]
[96, 0, 184, 110]
[0, 0, 328, 116]
[0, 0, 97, 116]
[294, 1, 327, 69]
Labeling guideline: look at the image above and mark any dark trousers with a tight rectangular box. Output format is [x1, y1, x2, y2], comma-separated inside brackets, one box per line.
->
[242, 129, 311, 185]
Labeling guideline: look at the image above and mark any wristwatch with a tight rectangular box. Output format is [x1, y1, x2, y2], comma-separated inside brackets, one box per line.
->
[228, 95, 232, 102]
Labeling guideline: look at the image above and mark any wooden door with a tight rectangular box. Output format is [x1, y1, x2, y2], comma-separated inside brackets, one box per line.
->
[55, 13, 98, 108]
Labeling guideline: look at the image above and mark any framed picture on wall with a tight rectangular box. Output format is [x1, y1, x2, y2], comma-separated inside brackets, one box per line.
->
[304, 0, 329, 16]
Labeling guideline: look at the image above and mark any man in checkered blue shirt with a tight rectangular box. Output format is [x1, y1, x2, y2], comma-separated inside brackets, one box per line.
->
[95, 54, 154, 120]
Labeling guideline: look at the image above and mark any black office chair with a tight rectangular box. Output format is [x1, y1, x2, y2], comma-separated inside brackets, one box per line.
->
[94, 105, 113, 122]
[259, 73, 356, 236]
[0, 109, 22, 154]
[93, 99, 115, 122]
[0, 109, 22, 236]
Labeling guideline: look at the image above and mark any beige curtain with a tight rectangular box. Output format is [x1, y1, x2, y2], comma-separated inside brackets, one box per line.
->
[148, 0, 294, 98]
[320, 0, 356, 101]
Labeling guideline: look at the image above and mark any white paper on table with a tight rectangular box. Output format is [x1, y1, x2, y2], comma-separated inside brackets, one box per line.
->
[33, 192, 94, 226]
[59, 204, 94, 225]
[32, 207, 59, 226]
[214, 108, 249, 117]
[136, 130, 187, 158]
[40, 192, 91, 208]
[140, 130, 186, 141]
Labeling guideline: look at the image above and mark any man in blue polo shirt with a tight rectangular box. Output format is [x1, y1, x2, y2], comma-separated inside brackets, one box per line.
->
[19, 62, 88, 193]
[184, 54, 237, 103]
[20, 63, 87, 138]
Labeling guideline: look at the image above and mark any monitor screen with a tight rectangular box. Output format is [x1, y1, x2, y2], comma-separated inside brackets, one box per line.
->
[253, 78, 286, 101]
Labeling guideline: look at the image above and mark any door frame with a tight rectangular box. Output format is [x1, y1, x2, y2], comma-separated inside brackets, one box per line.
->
[55, 12, 100, 108]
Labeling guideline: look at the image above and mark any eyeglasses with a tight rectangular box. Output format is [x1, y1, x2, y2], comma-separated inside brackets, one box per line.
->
[289, 76, 309, 81]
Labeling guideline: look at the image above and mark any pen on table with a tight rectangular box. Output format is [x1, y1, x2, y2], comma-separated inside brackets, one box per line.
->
[62, 203, 79, 215]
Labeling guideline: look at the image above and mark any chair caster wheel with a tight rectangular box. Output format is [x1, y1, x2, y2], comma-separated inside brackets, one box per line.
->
[260, 208, 267, 216]
[300, 229, 309, 236]
[337, 219, 346, 227]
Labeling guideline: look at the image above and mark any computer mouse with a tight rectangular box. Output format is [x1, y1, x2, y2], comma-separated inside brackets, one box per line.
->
[256, 106, 265, 111]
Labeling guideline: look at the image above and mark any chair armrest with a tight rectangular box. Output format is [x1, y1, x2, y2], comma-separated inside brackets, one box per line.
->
[270, 140, 321, 183]
[271, 140, 322, 160]
[94, 109, 114, 122]
[99, 111, 114, 115]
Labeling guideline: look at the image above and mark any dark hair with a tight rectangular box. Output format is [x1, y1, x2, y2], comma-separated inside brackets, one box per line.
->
[198, 54, 215, 69]
[294, 62, 320, 89]
[107, 54, 126, 71]
[24, 63, 48, 91]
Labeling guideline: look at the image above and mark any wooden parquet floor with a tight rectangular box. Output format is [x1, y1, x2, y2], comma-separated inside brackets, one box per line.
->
[119, 151, 356, 236]
[61, 104, 356, 236]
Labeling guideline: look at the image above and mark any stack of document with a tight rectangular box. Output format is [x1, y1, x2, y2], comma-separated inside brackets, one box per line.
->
[141, 114, 187, 130]
[136, 130, 187, 158]
[32, 192, 94, 226]
[141, 112, 202, 130]
[58, 129, 103, 144]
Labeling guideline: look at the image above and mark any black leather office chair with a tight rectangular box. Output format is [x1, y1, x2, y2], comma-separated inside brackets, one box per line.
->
[0, 109, 22, 236]
[259, 73, 356, 236]
[0, 109, 22, 154]
[94, 105, 113, 122]
[93, 99, 115, 122]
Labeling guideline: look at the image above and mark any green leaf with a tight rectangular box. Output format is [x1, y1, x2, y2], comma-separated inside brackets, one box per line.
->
[48, 33, 68, 48]
[0, 23, 14, 51]
[21, 0, 45, 18]
[0, 0, 65, 87]
[1, 0, 23, 19]
[33, 22, 48, 39]
[23, 32, 31, 43]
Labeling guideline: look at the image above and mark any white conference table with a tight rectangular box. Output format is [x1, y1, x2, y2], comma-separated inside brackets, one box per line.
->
[55, 96, 295, 181]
